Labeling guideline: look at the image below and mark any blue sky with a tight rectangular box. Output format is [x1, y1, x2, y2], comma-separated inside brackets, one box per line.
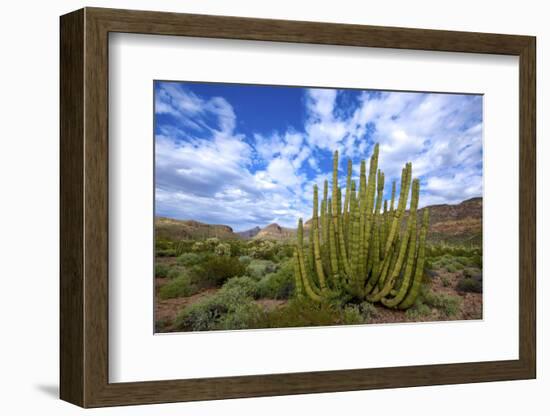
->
[155, 81, 483, 231]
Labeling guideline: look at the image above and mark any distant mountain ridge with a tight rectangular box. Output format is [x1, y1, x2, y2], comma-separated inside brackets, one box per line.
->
[155, 197, 482, 245]
[253, 223, 295, 241]
[236, 226, 261, 239]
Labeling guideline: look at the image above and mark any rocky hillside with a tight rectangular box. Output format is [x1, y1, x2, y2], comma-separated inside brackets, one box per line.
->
[236, 226, 261, 239]
[155, 197, 482, 245]
[253, 223, 295, 241]
[155, 217, 239, 241]
[419, 197, 482, 245]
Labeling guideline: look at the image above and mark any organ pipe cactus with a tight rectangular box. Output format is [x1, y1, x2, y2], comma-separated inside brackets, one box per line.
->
[293, 144, 429, 309]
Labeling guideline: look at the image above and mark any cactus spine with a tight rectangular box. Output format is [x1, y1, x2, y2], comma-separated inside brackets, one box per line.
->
[293, 144, 428, 309]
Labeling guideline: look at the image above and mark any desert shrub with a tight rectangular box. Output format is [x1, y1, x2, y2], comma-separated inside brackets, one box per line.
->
[216, 302, 265, 330]
[176, 252, 203, 266]
[226, 240, 246, 257]
[167, 267, 186, 280]
[454, 256, 471, 266]
[341, 305, 364, 325]
[175, 285, 254, 331]
[441, 276, 450, 287]
[189, 256, 246, 287]
[154, 263, 170, 278]
[156, 239, 173, 251]
[274, 243, 295, 261]
[205, 237, 221, 249]
[214, 243, 232, 257]
[222, 276, 259, 298]
[238, 255, 253, 266]
[156, 248, 177, 257]
[445, 263, 459, 273]
[256, 260, 294, 299]
[246, 259, 277, 280]
[247, 240, 278, 260]
[159, 274, 198, 300]
[463, 267, 482, 280]
[405, 302, 432, 320]
[191, 241, 207, 252]
[423, 291, 461, 317]
[261, 298, 339, 329]
[457, 277, 482, 293]
[359, 302, 379, 321]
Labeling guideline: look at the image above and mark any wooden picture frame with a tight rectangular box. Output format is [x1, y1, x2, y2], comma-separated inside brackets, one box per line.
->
[60, 7, 536, 408]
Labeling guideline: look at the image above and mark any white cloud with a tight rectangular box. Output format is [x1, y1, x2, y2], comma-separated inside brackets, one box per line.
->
[155, 83, 482, 229]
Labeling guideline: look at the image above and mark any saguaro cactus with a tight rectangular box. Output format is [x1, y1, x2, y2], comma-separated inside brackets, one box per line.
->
[293, 143, 429, 310]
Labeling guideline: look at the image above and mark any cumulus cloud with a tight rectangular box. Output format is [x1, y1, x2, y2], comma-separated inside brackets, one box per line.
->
[155, 82, 482, 230]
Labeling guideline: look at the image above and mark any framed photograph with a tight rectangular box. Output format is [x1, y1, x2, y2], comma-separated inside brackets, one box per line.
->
[60, 7, 536, 408]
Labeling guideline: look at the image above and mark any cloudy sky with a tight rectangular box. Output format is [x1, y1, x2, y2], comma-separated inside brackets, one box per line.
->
[154, 81, 482, 232]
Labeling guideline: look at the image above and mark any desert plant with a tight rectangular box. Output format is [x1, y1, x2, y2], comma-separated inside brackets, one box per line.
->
[159, 274, 198, 299]
[176, 252, 203, 266]
[175, 285, 256, 331]
[246, 259, 277, 280]
[154, 263, 170, 278]
[189, 256, 246, 287]
[423, 291, 461, 317]
[222, 276, 259, 298]
[457, 277, 482, 293]
[214, 242, 232, 257]
[293, 145, 429, 310]
[256, 260, 295, 299]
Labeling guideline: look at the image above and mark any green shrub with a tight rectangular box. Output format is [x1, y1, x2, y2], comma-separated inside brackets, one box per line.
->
[217, 302, 265, 330]
[405, 302, 432, 320]
[176, 252, 203, 266]
[155, 263, 170, 278]
[457, 277, 482, 293]
[441, 276, 450, 287]
[463, 267, 482, 280]
[261, 298, 339, 329]
[256, 260, 294, 299]
[222, 276, 259, 298]
[238, 255, 253, 265]
[167, 267, 185, 280]
[156, 249, 176, 257]
[423, 291, 461, 317]
[175, 285, 254, 331]
[159, 274, 198, 300]
[246, 259, 277, 280]
[189, 256, 246, 287]
[359, 302, 378, 321]
[215, 243, 232, 257]
[246, 240, 278, 260]
[342, 305, 364, 325]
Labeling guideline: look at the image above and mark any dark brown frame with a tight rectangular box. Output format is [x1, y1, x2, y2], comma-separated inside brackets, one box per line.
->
[60, 7, 536, 408]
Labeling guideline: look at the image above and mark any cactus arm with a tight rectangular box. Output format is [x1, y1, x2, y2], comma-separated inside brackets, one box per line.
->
[398, 208, 429, 309]
[368, 175, 417, 302]
[382, 181, 420, 307]
[343, 159, 352, 242]
[358, 161, 367, 280]
[296, 218, 322, 301]
[361, 145, 380, 275]
[312, 185, 328, 291]
[293, 250, 304, 299]
[328, 198, 340, 285]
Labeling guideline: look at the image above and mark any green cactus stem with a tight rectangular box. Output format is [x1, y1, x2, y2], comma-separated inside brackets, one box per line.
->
[312, 185, 328, 291]
[398, 208, 429, 309]
[368, 175, 417, 302]
[381, 179, 421, 308]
